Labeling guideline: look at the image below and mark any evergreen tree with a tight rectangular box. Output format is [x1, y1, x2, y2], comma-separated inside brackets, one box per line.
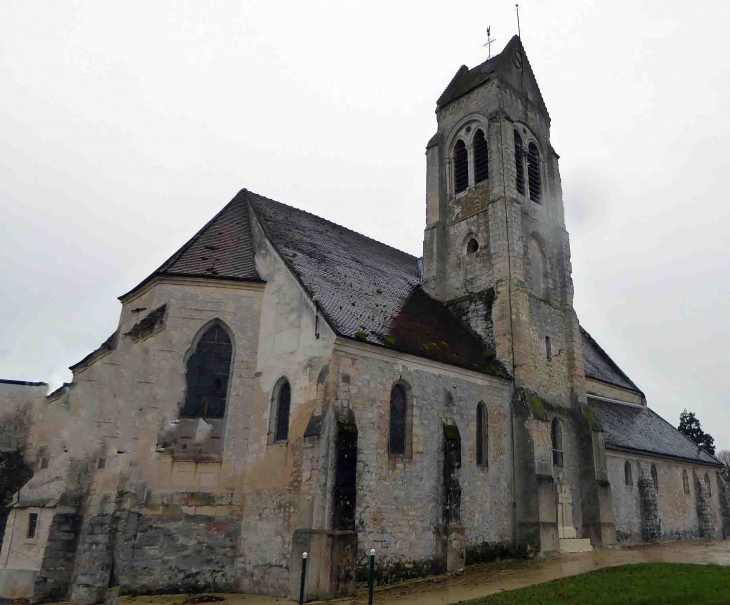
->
[678, 409, 716, 456]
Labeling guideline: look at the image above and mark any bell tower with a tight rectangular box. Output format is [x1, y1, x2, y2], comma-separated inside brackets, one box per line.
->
[422, 36, 617, 551]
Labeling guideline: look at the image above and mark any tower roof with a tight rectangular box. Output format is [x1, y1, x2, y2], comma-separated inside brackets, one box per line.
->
[436, 36, 548, 117]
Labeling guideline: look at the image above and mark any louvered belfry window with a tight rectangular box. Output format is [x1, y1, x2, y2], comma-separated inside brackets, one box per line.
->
[527, 142, 541, 203]
[453, 139, 469, 193]
[514, 130, 525, 195]
[473, 129, 489, 184]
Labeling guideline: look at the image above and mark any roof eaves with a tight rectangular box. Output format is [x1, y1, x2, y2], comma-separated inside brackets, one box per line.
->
[605, 443, 723, 468]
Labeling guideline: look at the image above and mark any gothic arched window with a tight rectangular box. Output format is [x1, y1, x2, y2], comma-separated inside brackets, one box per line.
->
[474, 128, 489, 183]
[476, 402, 488, 467]
[551, 418, 563, 467]
[389, 384, 409, 456]
[274, 379, 291, 442]
[651, 464, 658, 491]
[683, 469, 690, 494]
[181, 323, 232, 419]
[624, 461, 633, 486]
[454, 139, 469, 193]
[514, 130, 525, 195]
[527, 142, 542, 203]
[466, 238, 479, 254]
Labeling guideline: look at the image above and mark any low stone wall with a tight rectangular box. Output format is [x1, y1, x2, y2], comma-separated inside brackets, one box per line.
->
[115, 511, 240, 595]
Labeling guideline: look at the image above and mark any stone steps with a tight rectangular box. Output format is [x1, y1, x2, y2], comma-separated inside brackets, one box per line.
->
[559, 538, 593, 553]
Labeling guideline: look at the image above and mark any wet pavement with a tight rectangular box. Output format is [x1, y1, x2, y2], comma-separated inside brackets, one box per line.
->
[117, 539, 730, 605]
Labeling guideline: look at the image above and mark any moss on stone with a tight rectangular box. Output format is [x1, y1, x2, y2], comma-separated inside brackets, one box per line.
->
[383, 335, 397, 346]
[355, 331, 368, 341]
[526, 391, 548, 421]
[582, 405, 602, 431]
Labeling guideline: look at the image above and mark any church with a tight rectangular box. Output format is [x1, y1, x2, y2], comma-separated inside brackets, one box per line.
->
[0, 36, 727, 603]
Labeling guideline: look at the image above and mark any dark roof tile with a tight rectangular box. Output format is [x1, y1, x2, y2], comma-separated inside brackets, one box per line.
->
[581, 327, 641, 393]
[588, 398, 720, 466]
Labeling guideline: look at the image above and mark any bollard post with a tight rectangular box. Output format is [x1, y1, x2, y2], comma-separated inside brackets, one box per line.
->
[368, 548, 375, 605]
[299, 551, 308, 605]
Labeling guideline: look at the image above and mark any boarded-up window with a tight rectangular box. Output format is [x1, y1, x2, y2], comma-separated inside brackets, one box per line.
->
[527, 142, 541, 203]
[275, 380, 291, 442]
[474, 129, 489, 183]
[651, 464, 658, 491]
[625, 461, 633, 486]
[181, 324, 232, 419]
[454, 140, 469, 193]
[551, 418, 563, 467]
[476, 403, 488, 467]
[514, 130, 525, 195]
[389, 384, 407, 455]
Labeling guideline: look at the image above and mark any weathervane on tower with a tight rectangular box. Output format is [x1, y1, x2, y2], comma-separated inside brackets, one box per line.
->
[483, 26, 497, 59]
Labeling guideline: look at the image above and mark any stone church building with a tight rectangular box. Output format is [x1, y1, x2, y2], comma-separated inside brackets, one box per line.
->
[1, 36, 727, 603]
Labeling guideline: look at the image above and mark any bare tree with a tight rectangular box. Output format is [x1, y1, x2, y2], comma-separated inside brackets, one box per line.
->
[718, 450, 730, 480]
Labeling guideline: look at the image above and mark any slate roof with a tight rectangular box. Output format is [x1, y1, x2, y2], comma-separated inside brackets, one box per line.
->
[119, 196, 261, 300]
[581, 327, 642, 393]
[247, 190, 508, 377]
[436, 36, 548, 116]
[588, 398, 721, 467]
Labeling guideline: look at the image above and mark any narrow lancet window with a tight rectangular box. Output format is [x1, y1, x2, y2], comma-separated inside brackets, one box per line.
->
[476, 402, 488, 467]
[551, 418, 563, 467]
[454, 139, 469, 193]
[683, 469, 690, 494]
[625, 461, 633, 486]
[389, 384, 407, 455]
[651, 464, 659, 491]
[474, 129, 489, 183]
[467, 238, 479, 254]
[527, 142, 541, 203]
[705, 473, 712, 496]
[514, 130, 525, 195]
[275, 380, 291, 442]
[182, 324, 232, 419]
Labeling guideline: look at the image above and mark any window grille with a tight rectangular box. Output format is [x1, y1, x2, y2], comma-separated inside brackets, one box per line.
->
[454, 140, 469, 193]
[527, 142, 541, 203]
[473, 129, 489, 183]
[514, 130, 525, 195]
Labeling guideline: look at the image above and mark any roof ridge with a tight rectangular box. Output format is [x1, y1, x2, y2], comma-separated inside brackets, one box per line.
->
[242, 188, 420, 264]
[580, 326, 642, 394]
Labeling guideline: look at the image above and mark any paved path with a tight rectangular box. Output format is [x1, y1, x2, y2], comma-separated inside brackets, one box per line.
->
[118, 539, 730, 605]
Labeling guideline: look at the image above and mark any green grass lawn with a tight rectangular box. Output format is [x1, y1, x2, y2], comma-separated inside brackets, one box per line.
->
[465, 563, 730, 605]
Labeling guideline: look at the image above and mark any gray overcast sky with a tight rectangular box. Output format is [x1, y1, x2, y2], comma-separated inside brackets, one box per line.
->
[1, 0, 728, 447]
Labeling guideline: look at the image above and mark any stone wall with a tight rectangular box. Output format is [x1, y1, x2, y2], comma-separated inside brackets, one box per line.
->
[331, 340, 514, 581]
[608, 453, 723, 543]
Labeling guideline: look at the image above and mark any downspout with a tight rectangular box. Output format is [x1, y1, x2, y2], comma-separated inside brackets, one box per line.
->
[498, 105, 519, 548]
